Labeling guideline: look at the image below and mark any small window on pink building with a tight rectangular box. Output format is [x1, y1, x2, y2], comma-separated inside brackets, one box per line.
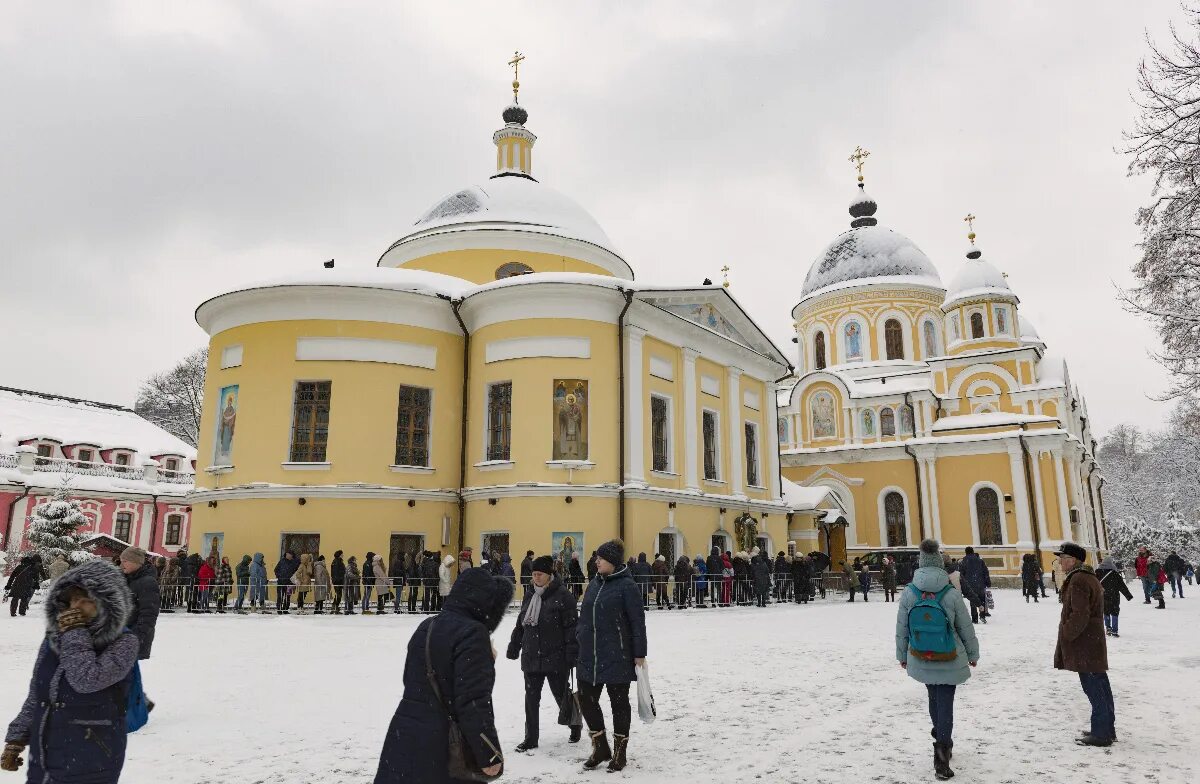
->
[165, 515, 182, 546]
[114, 512, 132, 542]
[114, 453, 130, 473]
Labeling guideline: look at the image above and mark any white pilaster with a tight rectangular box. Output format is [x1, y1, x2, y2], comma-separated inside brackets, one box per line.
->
[682, 348, 701, 491]
[625, 326, 647, 486]
[926, 456, 942, 542]
[1030, 449, 1050, 544]
[766, 384, 782, 499]
[918, 458, 933, 541]
[727, 366, 744, 496]
[1008, 445, 1034, 548]
[1065, 451, 1086, 544]
[1051, 447, 1071, 542]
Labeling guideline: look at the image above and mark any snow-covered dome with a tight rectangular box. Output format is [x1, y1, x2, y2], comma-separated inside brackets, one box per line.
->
[378, 173, 631, 278]
[941, 246, 1017, 309]
[1019, 314, 1044, 347]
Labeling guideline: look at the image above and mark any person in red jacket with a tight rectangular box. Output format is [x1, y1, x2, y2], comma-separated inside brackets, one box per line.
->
[197, 558, 216, 613]
[1135, 547, 1152, 604]
[721, 552, 734, 607]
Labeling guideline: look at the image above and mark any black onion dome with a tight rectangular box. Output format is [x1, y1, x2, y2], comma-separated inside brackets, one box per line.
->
[502, 102, 528, 125]
[849, 184, 878, 228]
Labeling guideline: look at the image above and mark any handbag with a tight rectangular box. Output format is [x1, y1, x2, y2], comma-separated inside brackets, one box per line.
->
[985, 588, 995, 610]
[424, 621, 502, 782]
[557, 670, 583, 727]
[635, 662, 656, 724]
[126, 661, 149, 733]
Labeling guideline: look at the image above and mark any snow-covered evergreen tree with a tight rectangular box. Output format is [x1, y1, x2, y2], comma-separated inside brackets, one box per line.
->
[24, 485, 92, 564]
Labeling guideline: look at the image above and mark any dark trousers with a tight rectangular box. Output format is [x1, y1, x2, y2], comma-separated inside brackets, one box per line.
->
[235, 585, 247, 610]
[408, 585, 419, 613]
[578, 679, 631, 737]
[655, 582, 669, 607]
[276, 587, 291, 612]
[332, 585, 343, 612]
[674, 582, 688, 607]
[523, 671, 577, 743]
[1169, 573, 1184, 597]
[926, 684, 956, 747]
[9, 595, 31, 616]
[1079, 672, 1116, 741]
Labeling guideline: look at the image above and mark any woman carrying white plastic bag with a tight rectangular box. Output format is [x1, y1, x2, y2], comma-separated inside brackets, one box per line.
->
[636, 661, 656, 724]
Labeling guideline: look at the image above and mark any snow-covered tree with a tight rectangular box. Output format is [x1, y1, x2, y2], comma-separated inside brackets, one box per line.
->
[1122, 11, 1200, 399]
[24, 486, 92, 564]
[134, 347, 207, 447]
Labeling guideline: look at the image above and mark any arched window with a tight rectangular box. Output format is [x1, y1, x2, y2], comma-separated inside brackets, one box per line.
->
[884, 319, 904, 360]
[899, 405, 914, 434]
[814, 332, 827, 370]
[495, 262, 533, 279]
[843, 321, 863, 361]
[970, 312, 985, 339]
[975, 487, 1002, 546]
[861, 409, 875, 437]
[923, 320, 938, 358]
[880, 407, 895, 436]
[884, 492, 907, 547]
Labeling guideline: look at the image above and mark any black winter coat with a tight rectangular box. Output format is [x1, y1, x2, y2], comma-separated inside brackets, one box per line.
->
[673, 558, 693, 586]
[520, 555, 533, 584]
[274, 555, 298, 587]
[790, 558, 811, 583]
[576, 566, 647, 685]
[632, 555, 652, 587]
[330, 556, 346, 588]
[1096, 565, 1134, 615]
[959, 554, 990, 598]
[706, 548, 724, 582]
[506, 577, 578, 673]
[751, 558, 771, 592]
[773, 555, 789, 577]
[124, 562, 160, 659]
[1165, 554, 1187, 575]
[4, 556, 42, 599]
[374, 568, 512, 784]
[1021, 556, 1041, 582]
[421, 555, 439, 586]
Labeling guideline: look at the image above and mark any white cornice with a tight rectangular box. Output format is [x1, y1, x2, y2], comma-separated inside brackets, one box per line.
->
[188, 484, 459, 503]
[461, 282, 627, 330]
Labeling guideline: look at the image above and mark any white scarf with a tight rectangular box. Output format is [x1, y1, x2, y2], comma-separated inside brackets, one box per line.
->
[524, 581, 548, 626]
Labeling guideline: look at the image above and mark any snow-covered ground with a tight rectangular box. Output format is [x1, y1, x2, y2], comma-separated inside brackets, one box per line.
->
[2, 587, 1198, 783]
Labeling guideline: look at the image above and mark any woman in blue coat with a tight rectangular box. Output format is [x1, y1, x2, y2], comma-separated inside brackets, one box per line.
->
[2, 560, 140, 783]
[895, 539, 980, 781]
[374, 567, 512, 783]
[575, 538, 647, 773]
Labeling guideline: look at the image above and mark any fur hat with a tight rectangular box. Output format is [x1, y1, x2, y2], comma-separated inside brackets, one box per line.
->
[918, 538, 944, 570]
[44, 559, 132, 652]
[531, 555, 555, 574]
[596, 539, 625, 568]
[120, 546, 147, 567]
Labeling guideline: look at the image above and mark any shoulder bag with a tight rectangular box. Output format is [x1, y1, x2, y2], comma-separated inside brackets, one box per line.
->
[424, 620, 503, 782]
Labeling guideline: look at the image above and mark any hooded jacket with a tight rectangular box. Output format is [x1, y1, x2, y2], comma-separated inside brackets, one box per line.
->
[576, 566, 647, 685]
[894, 566, 980, 686]
[632, 553, 652, 586]
[706, 547, 724, 585]
[250, 553, 267, 589]
[499, 553, 516, 582]
[363, 553, 376, 588]
[439, 555, 455, 596]
[330, 554, 346, 588]
[124, 561, 160, 659]
[673, 556, 693, 588]
[372, 555, 390, 595]
[1095, 557, 1133, 616]
[374, 569, 512, 784]
[236, 555, 252, 587]
[274, 553, 298, 589]
[197, 560, 215, 590]
[651, 555, 669, 585]
[6, 560, 140, 784]
[294, 553, 315, 589]
[751, 555, 771, 592]
[344, 559, 361, 603]
[506, 576, 579, 673]
[958, 553, 991, 599]
[692, 556, 708, 591]
[312, 558, 333, 602]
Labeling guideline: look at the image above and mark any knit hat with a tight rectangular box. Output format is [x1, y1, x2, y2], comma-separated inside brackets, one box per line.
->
[531, 555, 554, 574]
[120, 547, 147, 567]
[917, 538, 943, 570]
[596, 538, 624, 568]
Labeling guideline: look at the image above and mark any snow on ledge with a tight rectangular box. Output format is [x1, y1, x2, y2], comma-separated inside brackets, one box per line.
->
[931, 412, 1056, 431]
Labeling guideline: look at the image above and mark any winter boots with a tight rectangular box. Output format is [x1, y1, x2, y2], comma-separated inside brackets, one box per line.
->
[1155, 593, 1166, 609]
[933, 742, 954, 779]
[515, 740, 538, 753]
[607, 734, 628, 772]
[569, 726, 583, 743]
[583, 730, 612, 769]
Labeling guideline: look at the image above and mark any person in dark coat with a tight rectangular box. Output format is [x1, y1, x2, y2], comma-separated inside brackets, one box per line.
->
[733, 552, 751, 605]
[1096, 556, 1133, 638]
[706, 547, 725, 607]
[249, 552, 268, 612]
[632, 552, 652, 609]
[650, 554, 670, 609]
[274, 551, 298, 614]
[184, 552, 202, 611]
[421, 551, 441, 612]
[1052, 542, 1115, 747]
[235, 554, 252, 612]
[575, 539, 646, 773]
[790, 555, 810, 604]
[568, 553, 585, 598]
[673, 555, 693, 608]
[1021, 553, 1041, 603]
[751, 554, 771, 607]
[2, 560, 139, 783]
[118, 547, 159, 661]
[330, 551, 346, 614]
[499, 554, 516, 584]
[3, 554, 42, 617]
[343, 556, 361, 615]
[374, 568, 512, 783]
[773, 552, 791, 602]
[858, 563, 872, 602]
[520, 550, 534, 595]
[586, 551, 598, 583]
[959, 547, 991, 623]
[506, 555, 582, 751]
[881, 556, 898, 602]
[388, 552, 406, 614]
[1145, 555, 1167, 609]
[1164, 550, 1187, 598]
[405, 553, 421, 613]
[692, 554, 708, 608]
[361, 551, 377, 614]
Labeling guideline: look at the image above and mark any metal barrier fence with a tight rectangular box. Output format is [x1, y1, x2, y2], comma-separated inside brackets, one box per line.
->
[157, 573, 854, 615]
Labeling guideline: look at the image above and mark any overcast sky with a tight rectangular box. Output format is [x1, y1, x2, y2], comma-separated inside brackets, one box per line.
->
[0, 2, 1185, 435]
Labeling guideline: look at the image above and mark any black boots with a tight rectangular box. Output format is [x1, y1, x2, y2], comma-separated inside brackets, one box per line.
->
[569, 726, 582, 743]
[584, 731, 612, 769]
[933, 742, 954, 779]
[515, 740, 538, 753]
[607, 734, 628, 772]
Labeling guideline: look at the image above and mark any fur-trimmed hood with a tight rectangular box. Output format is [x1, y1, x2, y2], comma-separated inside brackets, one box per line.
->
[43, 559, 132, 652]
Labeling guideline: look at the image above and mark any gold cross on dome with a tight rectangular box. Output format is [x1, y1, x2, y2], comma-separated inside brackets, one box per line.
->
[964, 213, 977, 243]
[721, 265, 731, 288]
[849, 146, 871, 182]
[508, 51, 525, 99]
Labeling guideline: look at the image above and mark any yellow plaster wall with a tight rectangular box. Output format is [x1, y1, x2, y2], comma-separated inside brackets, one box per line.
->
[397, 248, 613, 284]
[932, 453, 1019, 545]
[783, 458, 920, 549]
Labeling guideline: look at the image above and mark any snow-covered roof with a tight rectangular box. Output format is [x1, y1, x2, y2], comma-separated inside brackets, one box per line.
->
[931, 412, 1055, 431]
[941, 248, 1018, 310]
[800, 224, 942, 301]
[0, 387, 195, 459]
[781, 478, 846, 512]
[198, 266, 473, 307]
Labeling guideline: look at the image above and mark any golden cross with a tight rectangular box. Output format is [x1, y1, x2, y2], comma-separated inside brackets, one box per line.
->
[721, 264, 731, 288]
[508, 51, 525, 99]
[848, 146, 871, 182]
[963, 213, 977, 243]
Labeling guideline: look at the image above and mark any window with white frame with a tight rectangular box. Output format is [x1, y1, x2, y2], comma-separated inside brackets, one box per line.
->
[114, 512, 132, 543]
[486, 382, 513, 461]
[651, 395, 671, 473]
[395, 385, 432, 467]
[702, 409, 720, 480]
[165, 515, 182, 545]
[744, 421, 761, 487]
[975, 487, 1003, 545]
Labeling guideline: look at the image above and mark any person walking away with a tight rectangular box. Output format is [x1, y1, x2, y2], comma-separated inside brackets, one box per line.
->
[343, 556, 361, 615]
[1146, 555, 1168, 610]
[632, 552, 652, 609]
[896, 539, 980, 781]
[119, 546, 160, 714]
[673, 555, 692, 608]
[506, 555, 583, 751]
[1, 560, 140, 783]
[706, 547, 724, 607]
[1164, 550, 1186, 599]
[330, 550, 346, 614]
[361, 551, 377, 615]
[500, 553, 516, 586]
[388, 552, 405, 614]
[313, 554, 333, 614]
[858, 563, 872, 602]
[372, 554, 390, 615]
[650, 554, 669, 609]
[586, 551, 598, 584]
[568, 553, 586, 598]
[882, 556, 898, 602]
[184, 552, 202, 612]
[216, 556, 233, 613]
[693, 554, 708, 608]
[841, 560, 857, 602]
[420, 551, 440, 612]
[160, 557, 180, 612]
[792, 555, 810, 604]
[4, 554, 42, 617]
[373, 567, 511, 782]
[438, 554, 454, 610]
[197, 557, 216, 613]
[249, 553, 268, 613]
[273, 551, 297, 614]
[47, 553, 69, 582]
[733, 552, 752, 605]
[1053, 542, 1116, 747]
[1021, 553, 1041, 603]
[1095, 556, 1133, 637]
[752, 553, 771, 607]
[1134, 547, 1151, 603]
[721, 551, 734, 607]
[293, 553, 315, 614]
[235, 554, 251, 613]
[576, 539, 647, 772]
[520, 550, 534, 596]
[774, 552, 791, 602]
[959, 547, 991, 623]
[405, 553, 420, 613]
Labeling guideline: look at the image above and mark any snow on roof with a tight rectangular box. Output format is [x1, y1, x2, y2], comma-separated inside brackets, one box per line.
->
[800, 224, 942, 300]
[0, 387, 195, 459]
[781, 478, 845, 512]
[942, 250, 1017, 310]
[1036, 353, 1068, 386]
[1019, 314, 1041, 341]
[200, 266, 474, 304]
[931, 412, 1055, 432]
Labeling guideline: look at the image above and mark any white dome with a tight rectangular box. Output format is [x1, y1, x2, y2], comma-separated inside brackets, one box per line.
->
[800, 224, 941, 300]
[379, 174, 631, 278]
[942, 249, 1017, 309]
[1019, 314, 1043, 343]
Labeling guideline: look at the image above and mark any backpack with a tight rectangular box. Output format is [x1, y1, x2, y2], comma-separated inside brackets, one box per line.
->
[126, 661, 149, 732]
[907, 584, 958, 662]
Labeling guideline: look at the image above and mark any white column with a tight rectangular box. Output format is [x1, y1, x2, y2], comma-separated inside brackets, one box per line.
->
[625, 326, 647, 486]
[1051, 446, 1071, 542]
[926, 456, 943, 542]
[682, 348, 700, 491]
[727, 366, 744, 496]
[766, 383, 782, 499]
[1065, 449, 1086, 544]
[1008, 444, 1034, 548]
[842, 407, 852, 443]
[1029, 448, 1051, 544]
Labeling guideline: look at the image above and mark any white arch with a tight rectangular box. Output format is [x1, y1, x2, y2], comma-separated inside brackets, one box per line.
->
[947, 363, 1021, 399]
[877, 485, 913, 548]
[811, 477, 857, 545]
[874, 309, 915, 361]
[968, 480, 1007, 546]
[804, 320, 833, 371]
[919, 313, 942, 359]
[965, 379, 1001, 398]
[657, 526, 685, 563]
[966, 307, 988, 340]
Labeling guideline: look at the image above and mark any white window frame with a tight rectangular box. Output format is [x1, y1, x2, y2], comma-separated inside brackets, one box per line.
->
[744, 420, 762, 488]
[394, 385, 435, 469]
[968, 480, 1008, 546]
[877, 486, 912, 549]
[701, 408, 722, 482]
[649, 393, 675, 475]
[967, 308, 988, 340]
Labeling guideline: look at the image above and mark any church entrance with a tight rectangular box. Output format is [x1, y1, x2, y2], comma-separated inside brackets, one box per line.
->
[481, 531, 510, 561]
[280, 532, 321, 560]
[657, 532, 678, 566]
[389, 534, 425, 568]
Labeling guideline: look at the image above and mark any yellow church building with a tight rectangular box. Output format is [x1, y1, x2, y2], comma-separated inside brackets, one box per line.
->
[187, 77, 845, 570]
[778, 162, 1107, 575]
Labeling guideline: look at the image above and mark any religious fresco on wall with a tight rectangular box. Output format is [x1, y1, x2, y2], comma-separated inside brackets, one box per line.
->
[213, 385, 238, 465]
[862, 409, 875, 437]
[996, 307, 1009, 334]
[811, 392, 836, 438]
[202, 532, 224, 564]
[660, 302, 755, 347]
[553, 380, 589, 460]
[777, 416, 789, 444]
[551, 532, 584, 568]
[844, 321, 863, 360]
[923, 320, 938, 357]
[899, 405, 914, 434]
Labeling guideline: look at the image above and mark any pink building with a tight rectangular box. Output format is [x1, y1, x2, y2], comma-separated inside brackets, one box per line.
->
[0, 386, 196, 559]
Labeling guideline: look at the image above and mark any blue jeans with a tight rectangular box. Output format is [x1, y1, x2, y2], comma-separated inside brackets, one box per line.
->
[1169, 573, 1184, 597]
[235, 584, 248, 610]
[362, 585, 374, 611]
[926, 684, 956, 747]
[1078, 672, 1115, 741]
[1103, 613, 1119, 634]
[1142, 578, 1154, 601]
